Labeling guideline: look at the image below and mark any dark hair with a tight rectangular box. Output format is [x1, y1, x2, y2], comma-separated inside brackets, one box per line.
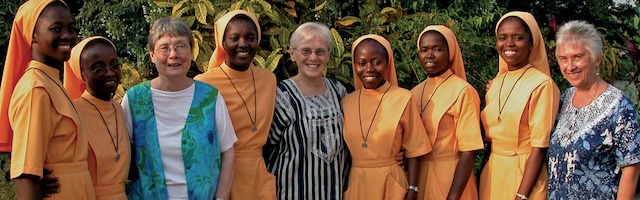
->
[225, 14, 258, 38]
[355, 38, 388, 60]
[423, 30, 449, 51]
[499, 16, 533, 45]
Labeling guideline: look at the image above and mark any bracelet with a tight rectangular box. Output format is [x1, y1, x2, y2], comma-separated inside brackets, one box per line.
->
[516, 193, 528, 200]
[407, 185, 419, 193]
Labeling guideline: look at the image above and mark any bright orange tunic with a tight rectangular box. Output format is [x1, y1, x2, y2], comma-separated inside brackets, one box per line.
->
[412, 70, 484, 200]
[74, 91, 130, 200]
[194, 63, 277, 200]
[9, 61, 95, 199]
[479, 65, 560, 200]
[342, 81, 431, 200]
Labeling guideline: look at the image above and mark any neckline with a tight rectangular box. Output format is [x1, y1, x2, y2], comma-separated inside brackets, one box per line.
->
[570, 84, 610, 109]
[289, 78, 328, 97]
[426, 69, 454, 84]
[360, 81, 391, 96]
[220, 62, 254, 78]
[81, 91, 114, 108]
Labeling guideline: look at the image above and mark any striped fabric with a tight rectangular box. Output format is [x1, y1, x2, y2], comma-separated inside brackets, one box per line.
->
[265, 78, 350, 200]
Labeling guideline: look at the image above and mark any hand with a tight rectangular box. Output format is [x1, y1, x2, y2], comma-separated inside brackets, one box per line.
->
[405, 190, 418, 200]
[395, 149, 406, 169]
[40, 168, 59, 197]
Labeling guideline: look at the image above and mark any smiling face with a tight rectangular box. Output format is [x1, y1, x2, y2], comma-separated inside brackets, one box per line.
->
[149, 35, 192, 79]
[81, 41, 120, 101]
[223, 16, 258, 71]
[418, 31, 450, 77]
[354, 40, 388, 89]
[32, 3, 77, 67]
[557, 41, 601, 90]
[290, 34, 330, 79]
[496, 17, 532, 70]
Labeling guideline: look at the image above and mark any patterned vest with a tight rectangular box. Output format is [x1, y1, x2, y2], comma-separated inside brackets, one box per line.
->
[126, 81, 221, 200]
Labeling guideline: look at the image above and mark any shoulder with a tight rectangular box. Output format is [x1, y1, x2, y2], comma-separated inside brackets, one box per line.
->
[389, 84, 413, 96]
[324, 77, 348, 96]
[253, 66, 276, 82]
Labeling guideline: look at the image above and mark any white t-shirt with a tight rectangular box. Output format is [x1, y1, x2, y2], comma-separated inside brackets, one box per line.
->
[121, 82, 237, 199]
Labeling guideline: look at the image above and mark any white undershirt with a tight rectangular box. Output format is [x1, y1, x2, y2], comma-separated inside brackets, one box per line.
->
[121, 82, 237, 199]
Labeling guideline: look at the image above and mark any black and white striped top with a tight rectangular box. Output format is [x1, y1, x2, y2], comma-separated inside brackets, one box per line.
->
[265, 78, 350, 200]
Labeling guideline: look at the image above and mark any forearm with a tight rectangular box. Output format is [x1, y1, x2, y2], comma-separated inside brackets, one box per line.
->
[13, 174, 42, 200]
[215, 147, 235, 199]
[406, 157, 420, 200]
[617, 164, 640, 200]
[516, 147, 546, 199]
[447, 151, 476, 200]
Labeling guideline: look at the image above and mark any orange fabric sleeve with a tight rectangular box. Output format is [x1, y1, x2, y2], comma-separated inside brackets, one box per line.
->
[453, 86, 484, 152]
[401, 96, 432, 158]
[9, 87, 53, 178]
[527, 79, 561, 148]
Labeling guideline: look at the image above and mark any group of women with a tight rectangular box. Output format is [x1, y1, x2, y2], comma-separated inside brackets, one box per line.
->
[0, 0, 638, 200]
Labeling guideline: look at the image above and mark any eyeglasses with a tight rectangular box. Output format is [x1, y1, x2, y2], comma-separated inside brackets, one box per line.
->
[292, 48, 328, 57]
[155, 45, 190, 56]
[91, 63, 121, 73]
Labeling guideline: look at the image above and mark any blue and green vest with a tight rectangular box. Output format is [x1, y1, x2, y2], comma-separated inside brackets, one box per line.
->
[126, 81, 221, 200]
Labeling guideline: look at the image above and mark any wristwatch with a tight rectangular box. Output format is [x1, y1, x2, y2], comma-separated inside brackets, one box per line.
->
[408, 185, 419, 193]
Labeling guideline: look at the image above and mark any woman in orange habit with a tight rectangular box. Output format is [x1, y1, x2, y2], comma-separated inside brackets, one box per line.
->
[0, 0, 96, 199]
[479, 11, 560, 200]
[194, 10, 277, 200]
[64, 36, 131, 199]
[342, 34, 431, 200]
[412, 26, 483, 200]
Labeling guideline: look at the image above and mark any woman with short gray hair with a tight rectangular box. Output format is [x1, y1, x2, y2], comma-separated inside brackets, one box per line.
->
[264, 22, 350, 200]
[547, 20, 640, 199]
[122, 17, 237, 199]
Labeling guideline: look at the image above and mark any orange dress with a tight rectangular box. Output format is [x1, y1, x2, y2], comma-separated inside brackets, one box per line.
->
[342, 81, 431, 200]
[74, 91, 130, 200]
[479, 65, 560, 200]
[194, 63, 277, 200]
[9, 61, 95, 199]
[412, 70, 483, 200]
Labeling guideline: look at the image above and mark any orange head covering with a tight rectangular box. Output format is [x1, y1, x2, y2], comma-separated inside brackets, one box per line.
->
[63, 36, 117, 100]
[495, 11, 549, 76]
[207, 10, 261, 71]
[0, 0, 66, 152]
[350, 34, 398, 90]
[417, 25, 466, 81]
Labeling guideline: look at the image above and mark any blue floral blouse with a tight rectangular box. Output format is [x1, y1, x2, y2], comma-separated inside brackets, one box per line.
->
[548, 85, 640, 199]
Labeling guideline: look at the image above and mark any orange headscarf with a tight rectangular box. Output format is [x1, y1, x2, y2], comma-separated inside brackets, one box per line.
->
[207, 10, 261, 71]
[0, 0, 64, 152]
[63, 36, 117, 100]
[417, 25, 467, 81]
[495, 11, 549, 76]
[350, 34, 398, 89]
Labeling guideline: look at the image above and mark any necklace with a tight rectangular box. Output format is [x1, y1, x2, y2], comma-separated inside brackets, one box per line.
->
[420, 73, 453, 115]
[497, 67, 531, 122]
[26, 68, 79, 115]
[221, 67, 258, 132]
[81, 97, 120, 161]
[358, 84, 392, 148]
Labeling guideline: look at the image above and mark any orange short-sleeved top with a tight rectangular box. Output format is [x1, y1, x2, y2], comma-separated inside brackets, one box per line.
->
[411, 70, 484, 155]
[481, 65, 560, 148]
[9, 61, 86, 179]
[75, 91, 131, 193]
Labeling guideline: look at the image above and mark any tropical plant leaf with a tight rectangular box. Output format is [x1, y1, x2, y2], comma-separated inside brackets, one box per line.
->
[285, 0, 295, 8]
[231, 0, 243, 10]
[192, 30, 204, 40]
[256, 0, 272, 11]
[204, 0, 216, 16]
[254, 55, 266, 68]
[336, 16, 360, 27]
[192, 36, 200, 61]
[173, 6, 189, 17]
[380, 7, 397, 14]
[331, 28, 344, 57]
[195, 2, 208, 24]
[311, 1, 326, 12]
[284, 7, 297, 17]
[172, 0, 187, 15]
[153, 0, 176, 8]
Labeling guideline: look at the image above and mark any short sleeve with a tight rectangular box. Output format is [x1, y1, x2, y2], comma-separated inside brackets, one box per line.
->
[453, 86, 484, 152]
[215, 93, 238, 152]
[613, 97, 640, 167]
[269, 84, 293, 144]
[120, 93, 133, 140]
[9, 87, 52, 179]
[401, 97, 432, 158]
[528, 79, 560, 147]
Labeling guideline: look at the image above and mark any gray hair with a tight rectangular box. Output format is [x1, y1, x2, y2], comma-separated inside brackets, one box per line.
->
[290, 22, 333, 52]
[147, 17, 193, 51]
[555, 20, 603, 62]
